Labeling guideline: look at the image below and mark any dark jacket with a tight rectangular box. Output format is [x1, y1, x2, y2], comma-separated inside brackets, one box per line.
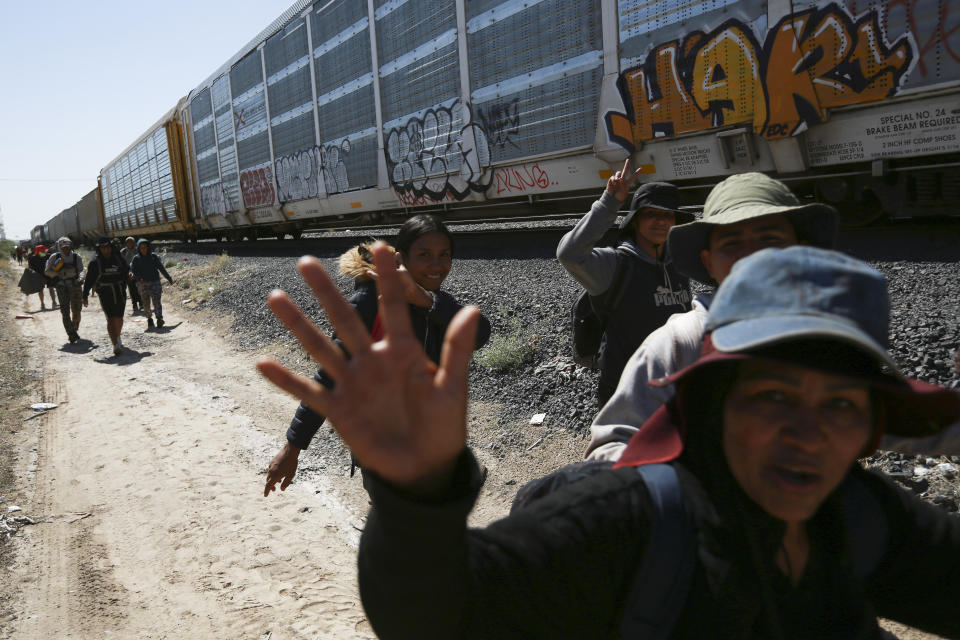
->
[130, 241, 172, 283]
[358, 450, 960, 639]
[286, 279, 492, 449]
[82, 253, 129, 301]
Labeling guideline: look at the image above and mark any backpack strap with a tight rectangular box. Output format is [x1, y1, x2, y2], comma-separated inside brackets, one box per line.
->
[841, 475, 888, 579]
[620, 463, 696, 640]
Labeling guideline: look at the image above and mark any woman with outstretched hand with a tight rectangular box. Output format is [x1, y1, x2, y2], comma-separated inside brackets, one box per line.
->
[258, 244, 960, 639]
[262, 215, 490, 497]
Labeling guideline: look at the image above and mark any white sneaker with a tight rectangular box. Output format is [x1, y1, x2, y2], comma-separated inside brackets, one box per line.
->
[113, 340, 123, 355]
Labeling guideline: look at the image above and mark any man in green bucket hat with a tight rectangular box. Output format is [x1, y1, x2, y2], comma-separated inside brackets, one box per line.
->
[586, 172, 838, 460]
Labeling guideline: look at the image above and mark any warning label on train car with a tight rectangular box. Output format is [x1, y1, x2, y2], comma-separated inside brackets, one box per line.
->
[806, 97, 960, 166]
[668, 143, 714, 177]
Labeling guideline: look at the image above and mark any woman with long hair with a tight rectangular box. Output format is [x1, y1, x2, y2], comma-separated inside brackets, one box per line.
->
[263, 214, 491, 496]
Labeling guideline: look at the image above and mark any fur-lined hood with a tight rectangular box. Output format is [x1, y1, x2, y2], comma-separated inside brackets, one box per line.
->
[339, 242, 395, 282]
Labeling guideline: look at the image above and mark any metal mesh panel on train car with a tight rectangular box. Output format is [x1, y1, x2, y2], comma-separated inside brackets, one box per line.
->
[231, 50, 272, 171]
[265, 17, 316, 159]
[312, 0, 377, 190]
[317, 85, 378, 190]
[375, 0, 459, 124]
[154, 128, 176, 221]
[212, 76, 240, 212]
[191, 87, 223, 215]
[466, 0, 603, 162]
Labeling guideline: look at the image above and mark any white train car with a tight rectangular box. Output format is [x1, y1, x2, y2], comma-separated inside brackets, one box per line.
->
[42, 0, 960, 240]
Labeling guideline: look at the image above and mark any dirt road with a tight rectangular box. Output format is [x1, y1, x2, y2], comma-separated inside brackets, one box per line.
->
[3, 282, 374, 639]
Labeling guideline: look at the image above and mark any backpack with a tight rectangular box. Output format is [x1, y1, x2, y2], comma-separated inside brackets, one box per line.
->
[511, 461, 887, 639]
[571, 247, 634, 369]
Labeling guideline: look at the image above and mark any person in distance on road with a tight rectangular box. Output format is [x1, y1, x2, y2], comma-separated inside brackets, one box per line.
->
[45, 237, 85, 343]
[256, 243, 960, 639]
[83, 237, 130, 356]
[263, 214, 491, 497]
[130, 238, 174, 331]
[120, 236, 143, 312]
[557, 158, 694, 406]
[585, 172, 838, 461]
[28, 244, 57, 311]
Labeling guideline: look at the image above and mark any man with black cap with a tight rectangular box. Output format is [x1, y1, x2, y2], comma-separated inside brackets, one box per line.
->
[558, 158, 694, 405]
[83, 237, 130, 355]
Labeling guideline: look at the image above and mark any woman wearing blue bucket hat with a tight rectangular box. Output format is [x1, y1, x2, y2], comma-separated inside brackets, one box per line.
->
[257, 243, 960, 639]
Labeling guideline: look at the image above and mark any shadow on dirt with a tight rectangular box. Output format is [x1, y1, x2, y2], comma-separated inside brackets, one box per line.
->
[94, 349, 154, 365]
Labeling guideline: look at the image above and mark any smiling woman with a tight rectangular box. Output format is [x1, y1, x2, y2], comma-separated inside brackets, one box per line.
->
[262, 214, 491, 497]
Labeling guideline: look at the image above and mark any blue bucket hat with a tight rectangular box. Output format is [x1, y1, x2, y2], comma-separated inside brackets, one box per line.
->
[615, 246, 960, 467]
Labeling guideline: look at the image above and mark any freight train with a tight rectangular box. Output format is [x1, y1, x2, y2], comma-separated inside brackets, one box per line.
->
[38, 0, 960, 246]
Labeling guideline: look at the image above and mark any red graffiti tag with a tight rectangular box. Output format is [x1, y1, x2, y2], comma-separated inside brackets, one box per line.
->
[394, 191, 455, 207]
[494, 164, 551, 195]
[240, 166, 276, 208]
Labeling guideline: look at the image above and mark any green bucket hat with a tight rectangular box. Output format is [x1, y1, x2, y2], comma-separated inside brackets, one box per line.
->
[667, 172, 838, 283]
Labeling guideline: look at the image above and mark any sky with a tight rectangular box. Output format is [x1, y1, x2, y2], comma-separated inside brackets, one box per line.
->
[0, 0, 295, 240]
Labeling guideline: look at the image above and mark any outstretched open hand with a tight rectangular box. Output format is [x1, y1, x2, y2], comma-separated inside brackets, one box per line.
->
[257, 243, 480, 489]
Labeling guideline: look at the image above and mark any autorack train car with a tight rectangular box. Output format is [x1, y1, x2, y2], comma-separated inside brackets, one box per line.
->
[43, 0, 960, 239]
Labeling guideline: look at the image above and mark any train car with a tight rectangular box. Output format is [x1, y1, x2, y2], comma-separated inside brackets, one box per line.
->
[47, 206, 78, 245]
[30, 225, 45, 247]
[98, 102, 196, 241]
[75, 187, 105, 245]
[42, 0, 960, 240]
[173, 0, 959, 238]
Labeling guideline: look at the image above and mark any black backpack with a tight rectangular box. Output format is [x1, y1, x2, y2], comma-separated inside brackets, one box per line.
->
[571, 247, 634, 369]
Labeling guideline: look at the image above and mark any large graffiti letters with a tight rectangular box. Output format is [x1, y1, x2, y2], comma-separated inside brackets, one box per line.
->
[385, 99, 492, 202]
[764, 6, 914, 137]
[274, 141, 351, 203]
[239, 166, 276, 208]
[605, 2, 917, 150]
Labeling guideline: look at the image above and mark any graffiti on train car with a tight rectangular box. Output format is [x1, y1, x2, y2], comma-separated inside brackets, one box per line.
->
[494, 163, 553, 195]
[605, 2, 917, 151]
[477, 99, 521, 149]
[200, 185, 227, 216]
[240, 166, 276, 208]
[274, 141, 351, 203]
[394, 191, 457, 208]
[385, 99, 492, 201]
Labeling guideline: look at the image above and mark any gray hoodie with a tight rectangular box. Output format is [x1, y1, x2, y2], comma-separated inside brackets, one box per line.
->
[557, 191, 691, 391]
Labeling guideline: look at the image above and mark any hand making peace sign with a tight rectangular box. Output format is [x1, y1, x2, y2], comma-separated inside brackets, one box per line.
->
[605, 157, 646, 202]
[256, 243, 480, 490]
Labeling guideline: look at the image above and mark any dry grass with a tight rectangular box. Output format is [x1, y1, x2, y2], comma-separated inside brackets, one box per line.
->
[170, 252, 233, 304]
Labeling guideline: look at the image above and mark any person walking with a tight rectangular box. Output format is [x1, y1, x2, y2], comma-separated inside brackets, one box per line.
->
[15, 245, 24, 265]
[129, 238, 173, 330]
[120, 236, 142, 312]
[28, 245, 57, 310]
[83, 237, 130, 355]
[257, 244, 960, 639]
[45, 237, 84, 343]
[557, 158, 694, 405]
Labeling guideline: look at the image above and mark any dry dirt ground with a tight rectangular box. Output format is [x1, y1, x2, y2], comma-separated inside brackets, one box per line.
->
[0, 261, 945, 639]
